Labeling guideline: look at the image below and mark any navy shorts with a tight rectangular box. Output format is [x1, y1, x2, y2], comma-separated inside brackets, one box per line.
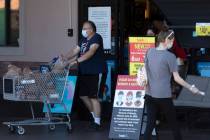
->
[77, 74, 100, 98]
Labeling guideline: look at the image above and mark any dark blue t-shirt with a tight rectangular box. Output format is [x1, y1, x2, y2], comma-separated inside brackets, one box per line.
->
[78, 33, 107, 75]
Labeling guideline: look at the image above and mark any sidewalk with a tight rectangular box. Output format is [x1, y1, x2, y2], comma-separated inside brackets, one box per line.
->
[0, 121, 209, 140]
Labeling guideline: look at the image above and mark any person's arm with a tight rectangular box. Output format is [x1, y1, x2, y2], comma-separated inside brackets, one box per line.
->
[173, 72, 199, 94]
[70, 43, 99, 66]
[63, 45, 80, 60]
[60, 46, 80, 66]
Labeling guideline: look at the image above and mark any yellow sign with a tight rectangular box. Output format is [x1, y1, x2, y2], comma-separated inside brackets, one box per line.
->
[129, 36, 155, 76]
[129, 37, 155, 44]
[129, 62, 144, 76]
[196, 23, 210, 36]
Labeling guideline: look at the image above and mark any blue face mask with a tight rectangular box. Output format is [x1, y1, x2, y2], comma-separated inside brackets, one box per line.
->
[82, 30, 88, 38]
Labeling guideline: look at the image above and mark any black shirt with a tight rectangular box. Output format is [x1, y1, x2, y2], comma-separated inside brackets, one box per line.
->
[78, 33, 107, 75]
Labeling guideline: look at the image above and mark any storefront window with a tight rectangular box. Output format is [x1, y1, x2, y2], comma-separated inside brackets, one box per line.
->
[0, 0, 19, 47]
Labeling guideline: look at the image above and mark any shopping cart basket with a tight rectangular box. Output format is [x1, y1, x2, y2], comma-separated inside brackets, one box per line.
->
[2, 68, 73, 135]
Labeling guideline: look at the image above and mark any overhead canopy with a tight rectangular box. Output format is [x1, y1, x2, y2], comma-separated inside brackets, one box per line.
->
[153, 0, 210, 48]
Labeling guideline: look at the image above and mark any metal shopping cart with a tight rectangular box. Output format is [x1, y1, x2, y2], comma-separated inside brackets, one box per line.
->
[2, 68, 73, 135]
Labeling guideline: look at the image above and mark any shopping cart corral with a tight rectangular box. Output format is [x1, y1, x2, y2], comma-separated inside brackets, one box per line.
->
[2, 68, 77, 135]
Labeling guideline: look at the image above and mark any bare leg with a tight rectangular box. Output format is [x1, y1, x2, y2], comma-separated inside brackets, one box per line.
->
[80, 96, 93, 112]
[90, 98, 101, 118]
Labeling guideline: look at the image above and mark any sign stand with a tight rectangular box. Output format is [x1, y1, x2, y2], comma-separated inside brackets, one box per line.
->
[109, 75, 158, 140]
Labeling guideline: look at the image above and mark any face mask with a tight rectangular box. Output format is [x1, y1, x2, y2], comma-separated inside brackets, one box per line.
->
[166, 41, 173, 49]
[82, 30, 88, 38]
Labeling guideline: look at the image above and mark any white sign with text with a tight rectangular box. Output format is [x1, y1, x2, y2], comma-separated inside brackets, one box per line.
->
[88, 7, 111, 49]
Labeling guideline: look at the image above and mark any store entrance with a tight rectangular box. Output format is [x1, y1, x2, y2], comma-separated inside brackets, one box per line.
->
[117, 0, 153, 74]
[77, 0, 158, 121]
[78, 0, 157, 74]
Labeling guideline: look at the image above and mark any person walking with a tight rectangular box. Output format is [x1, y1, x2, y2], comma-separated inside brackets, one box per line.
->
[62, 21, 107, 130]
[143, 30, 203, 140]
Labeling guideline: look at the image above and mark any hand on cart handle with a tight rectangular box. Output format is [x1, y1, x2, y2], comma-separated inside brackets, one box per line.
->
[69, 59, 79, 67]
[60, 54, 69, 63]
[58, 54, 73, 68]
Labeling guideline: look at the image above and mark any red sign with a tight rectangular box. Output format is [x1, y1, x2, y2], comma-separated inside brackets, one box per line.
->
[116, 75, 144, 90]
[129, 37, 155, 75]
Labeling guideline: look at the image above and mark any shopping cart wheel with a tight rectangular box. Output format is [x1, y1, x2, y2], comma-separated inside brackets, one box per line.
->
[66, 123, 72, 133]
[8, 125, 16, 133]
[17, 126, 25, 135]
[48, 125, 56, 131]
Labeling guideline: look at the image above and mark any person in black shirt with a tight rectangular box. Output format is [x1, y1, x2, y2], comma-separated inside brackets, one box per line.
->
[62, 21, 107, 130]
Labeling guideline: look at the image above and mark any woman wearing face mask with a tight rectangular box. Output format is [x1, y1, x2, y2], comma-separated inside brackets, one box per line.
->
[62, 21, 107, 130]
[143, 30, 203, 140]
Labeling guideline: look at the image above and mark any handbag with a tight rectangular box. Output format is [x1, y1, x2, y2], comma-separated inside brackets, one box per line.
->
[136, 49, 150, 87]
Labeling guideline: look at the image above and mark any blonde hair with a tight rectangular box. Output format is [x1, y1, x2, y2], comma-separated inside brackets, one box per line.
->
[157, 30, 174, 44]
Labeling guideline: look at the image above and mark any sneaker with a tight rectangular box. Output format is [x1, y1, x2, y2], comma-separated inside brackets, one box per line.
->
[90, 116, 94, 123]
[89, 122, 102, 131]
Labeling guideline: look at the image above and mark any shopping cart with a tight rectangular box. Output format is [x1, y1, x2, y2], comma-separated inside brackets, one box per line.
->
[2, 68, 73, 135]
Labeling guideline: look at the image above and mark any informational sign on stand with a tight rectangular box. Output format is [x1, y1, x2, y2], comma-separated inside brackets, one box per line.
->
[129, 37, 155, 76]
[88, 7, 111, 50]
[196, 23, 210, 36]
[109, 75, 145, 140]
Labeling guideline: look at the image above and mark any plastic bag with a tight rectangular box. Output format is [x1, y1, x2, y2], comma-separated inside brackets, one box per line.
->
[50, 56, 66, 72]
[136, 65, 148, 87]
[5, 64, 22, 77]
